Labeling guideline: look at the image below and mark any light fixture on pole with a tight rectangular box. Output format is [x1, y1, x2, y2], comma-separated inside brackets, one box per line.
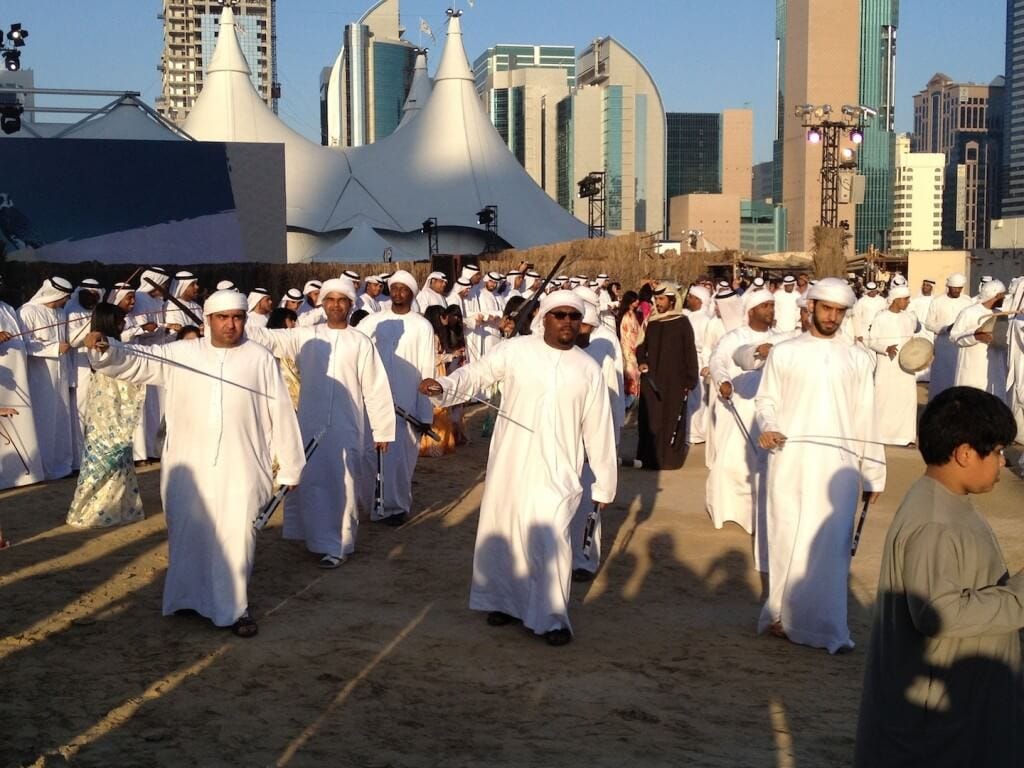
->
[476, 205, 498, 254]
[421, 217, 439, 260]
[577, 171, 606, 238]
[796, 102, 874, 229]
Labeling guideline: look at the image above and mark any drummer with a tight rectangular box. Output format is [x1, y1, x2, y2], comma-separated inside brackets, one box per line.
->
[950, 280, 1010, 401]
[868, 285, 921, 446]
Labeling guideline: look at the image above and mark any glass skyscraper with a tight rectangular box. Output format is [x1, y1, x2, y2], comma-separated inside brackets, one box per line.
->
[1003, 0, 1024, 217]
[855, 0, 899, 253]
[666, 113, 722, 199]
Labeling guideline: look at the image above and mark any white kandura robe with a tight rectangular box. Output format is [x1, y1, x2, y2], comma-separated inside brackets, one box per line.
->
[465, 288, 503, 362]
[702, 316, 728, 468]
[1009, 318, 1024, 441]
[66, 305, 94, 469]
[88, 336, 305, 626]
[868, 309, 920, 445]
[17, 302, 73, 480]
[569, 332, 625, 574]
[755, 334, 886, 653]
[852, 294, 887, 341]
[415, 287, 446, 314]
[248, 325, 395, 557]
[432, 336, 617, 635]
[907, 294, 935, 382]
[129, 291, 169, 461]
[951, 303, 1010, 401]
[773, 289, 801, 332]
[683, 308, 711, 444]
[924, 293, 973, 400]
[356, 310, 436, 519]
[0, 301, 45, 488]
[706, 325, 778, 572]
[246, 311, 269, 329]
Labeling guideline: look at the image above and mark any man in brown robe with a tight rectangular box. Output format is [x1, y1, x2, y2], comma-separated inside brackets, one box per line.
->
[855, 386, 1022, 767]
[635, 284, 699, 469]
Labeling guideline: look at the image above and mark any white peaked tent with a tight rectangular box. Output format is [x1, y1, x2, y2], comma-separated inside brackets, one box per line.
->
[397, 52, 432, 128]
[56, 95, 190, 141]
[184, 7, 586, 262]
[313, 222, 420, 264]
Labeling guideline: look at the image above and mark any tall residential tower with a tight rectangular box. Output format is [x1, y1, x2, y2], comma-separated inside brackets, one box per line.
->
[157, 0, 278, 125]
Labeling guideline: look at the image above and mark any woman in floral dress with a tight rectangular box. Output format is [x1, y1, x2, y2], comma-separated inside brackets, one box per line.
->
[67, 303, 146, 528]
[617, 290, 643, 407]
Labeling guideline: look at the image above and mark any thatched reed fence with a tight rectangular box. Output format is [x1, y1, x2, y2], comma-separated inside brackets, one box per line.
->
[0, 234, 745, 305]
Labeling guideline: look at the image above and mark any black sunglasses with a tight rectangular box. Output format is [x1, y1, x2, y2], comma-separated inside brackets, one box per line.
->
[548, 310, 583, 321]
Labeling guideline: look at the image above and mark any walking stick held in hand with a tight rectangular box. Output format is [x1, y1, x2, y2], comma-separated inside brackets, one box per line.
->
[582, 502, 600, 560]
[510, 254, 567, 337]
[669, 390, 690, 447]
[144, 277, 204, 327]
[373, 446, 385, 519]
[253, 429, 325, 531]
[851, 493, 871, 556]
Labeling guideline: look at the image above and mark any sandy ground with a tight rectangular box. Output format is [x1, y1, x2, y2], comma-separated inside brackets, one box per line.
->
[2, 404, 1024, 768]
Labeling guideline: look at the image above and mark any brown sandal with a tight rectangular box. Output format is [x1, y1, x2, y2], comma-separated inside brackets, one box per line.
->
[231, 613, 258, 638]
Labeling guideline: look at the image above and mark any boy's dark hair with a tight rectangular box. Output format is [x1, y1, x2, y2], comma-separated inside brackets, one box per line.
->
[918, 386, 1016, 465]
[267, 307, 297, 329]
[89, 302, 126, 338]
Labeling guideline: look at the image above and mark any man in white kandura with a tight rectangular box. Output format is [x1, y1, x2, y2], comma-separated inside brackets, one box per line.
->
[84, 290, 306, 637]
[66, 278, 103, 467]
[867, 285, 920, 446]
[756, 278, 886, 653]
[951, 279, 1009, 400]
[296, 280, 322, 325]
[851, 281, 886, 343]
[247, 279, 395, 567]
[246, 288, 273, 329]
[415, 271, 448, 314]
[419, 290, 617, 646]
[706, 289, 779, 571]
[567, 298, 624, 583]
[164, 271, 203, 329]
[773, 275, 800, 332]
[357, 270, 436, 525]
[18, 276, 75, 480]
[1007, 277, 1024, 443]
[0, 274, 45, 488]
[925, 272, 972, 400]
[682, 285, 713, 446]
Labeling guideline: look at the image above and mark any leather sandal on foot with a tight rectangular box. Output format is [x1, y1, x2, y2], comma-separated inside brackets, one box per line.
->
[231, 613, 258, 638]
[544, 628, 572, 646]
[318, 554, 346, 569]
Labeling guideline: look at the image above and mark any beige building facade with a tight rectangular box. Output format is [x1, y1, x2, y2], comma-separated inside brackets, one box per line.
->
[891, 134, 944, 251]
[780, 0, 861, 251]
[560, 37, 666, 236]
[474, 45, 575, 202]
[721, 109, 753, 198]
[668, 193, 741, 250]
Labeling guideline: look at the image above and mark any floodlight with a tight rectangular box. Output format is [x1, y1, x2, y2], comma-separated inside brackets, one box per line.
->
[849, 128, 864, 144]
[421, 218, 436, 233]
[7, 24, 27, 47]
[841, 147, 856, 161]
[476, 207, 495, 225]
[0, 103, 22, 134]
[3, 50, 20, 72]
[806, 128, 822, 144]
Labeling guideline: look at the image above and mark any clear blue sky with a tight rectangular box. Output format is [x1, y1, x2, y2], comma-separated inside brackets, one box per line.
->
[0, 1, 1007, 162]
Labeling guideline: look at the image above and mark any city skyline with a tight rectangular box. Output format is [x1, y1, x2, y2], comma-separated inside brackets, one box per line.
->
[0, 0, 1006, 163]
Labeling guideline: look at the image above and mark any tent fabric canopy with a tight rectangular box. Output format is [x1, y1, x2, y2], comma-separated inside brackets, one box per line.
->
[183, 7, 586, 262]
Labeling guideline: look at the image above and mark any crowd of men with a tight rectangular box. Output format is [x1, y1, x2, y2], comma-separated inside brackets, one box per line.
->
[0, 265, 1022, 654]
